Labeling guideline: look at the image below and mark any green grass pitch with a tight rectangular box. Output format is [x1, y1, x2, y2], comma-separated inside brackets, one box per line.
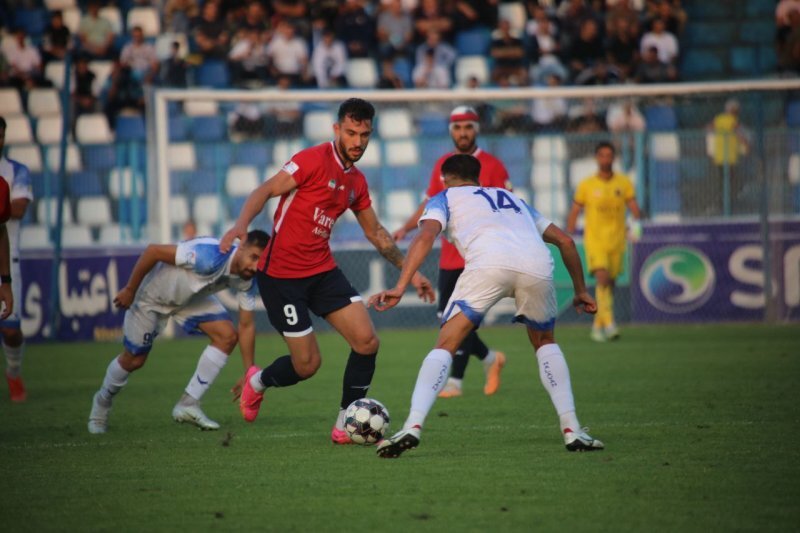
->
[1, 323, 798, 532]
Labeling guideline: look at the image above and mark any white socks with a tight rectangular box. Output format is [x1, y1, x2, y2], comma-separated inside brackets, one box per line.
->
[535, 343, 580, 433]
[98, 357, 130, 405]
[249, 369, 266, 392]
[482, 349, 497, 372]
[3, 341, 24, 378]
[404, 348, 452, 430]
[335, 408, 347, 430]
[185, 345, 229, 401]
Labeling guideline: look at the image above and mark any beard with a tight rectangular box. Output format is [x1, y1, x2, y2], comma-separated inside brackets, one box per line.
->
[338, 138, 364, 163]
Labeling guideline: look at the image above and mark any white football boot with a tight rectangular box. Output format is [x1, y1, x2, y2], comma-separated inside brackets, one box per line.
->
[564, 427, 605, 452]
[172, 403, 220, 430]
[376, 426, 421, 458]
[88, 392, 111, 434]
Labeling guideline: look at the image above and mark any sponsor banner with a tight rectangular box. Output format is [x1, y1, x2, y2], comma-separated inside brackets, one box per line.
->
[20, 248, 139, 342]
[632, 219, 800, 322]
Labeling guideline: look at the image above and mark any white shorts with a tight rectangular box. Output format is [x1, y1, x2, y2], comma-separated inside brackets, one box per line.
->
[123, 294, 231, 355]
[0, 257, 22, 329]
[442, 268, 557, 331]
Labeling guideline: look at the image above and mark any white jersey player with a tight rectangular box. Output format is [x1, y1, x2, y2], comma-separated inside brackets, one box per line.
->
[0, 118, 34, 403]
[369, 154, 604, 458]
[88, 231, 270, 434]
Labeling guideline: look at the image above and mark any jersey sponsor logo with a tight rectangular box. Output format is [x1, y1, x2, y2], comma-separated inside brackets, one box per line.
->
[313, 207, 335, 239]
[282, 161, 299, 175]
[639, 246, 715, 313]
[328, 179, 336, 189]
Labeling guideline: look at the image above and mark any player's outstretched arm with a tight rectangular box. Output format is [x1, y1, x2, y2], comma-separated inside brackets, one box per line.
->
[542, 224, 597, 315]
[221, 170, 296, 252]
[391, 200, 426, 241]
[114, 244, 178, 309]
[0, 224, 12, 320]
[231, 307, 255, 401]
[356, 206, 435, 303]
[369, 219, 440, 311]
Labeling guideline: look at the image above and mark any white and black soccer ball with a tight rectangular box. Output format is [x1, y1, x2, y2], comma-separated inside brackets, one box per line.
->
[344, 398, 390, 445]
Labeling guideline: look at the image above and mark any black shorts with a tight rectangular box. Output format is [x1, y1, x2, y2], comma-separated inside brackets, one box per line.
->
[256, 268, 362, 336]
[437, 268, 464, 314]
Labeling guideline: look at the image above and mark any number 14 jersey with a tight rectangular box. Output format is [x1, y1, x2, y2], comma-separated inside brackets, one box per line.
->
[420, 186, 554, 280]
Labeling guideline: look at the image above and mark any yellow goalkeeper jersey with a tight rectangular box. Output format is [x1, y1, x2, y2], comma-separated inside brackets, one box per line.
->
[574, 172, 635, 252]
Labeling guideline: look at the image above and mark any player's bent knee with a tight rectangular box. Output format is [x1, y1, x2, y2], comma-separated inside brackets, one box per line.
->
[352, 335, 379, 355]
[0, 328, 23, 346]
[294, 358, 321, 379]
[214, 329, 238, 354]
[118, 351, 148, 372]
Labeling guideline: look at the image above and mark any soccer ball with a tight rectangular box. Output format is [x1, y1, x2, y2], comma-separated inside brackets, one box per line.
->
[344, 398, 390, 445]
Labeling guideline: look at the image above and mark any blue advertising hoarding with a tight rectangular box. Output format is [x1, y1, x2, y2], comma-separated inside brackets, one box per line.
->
[632, 219, 800, 322]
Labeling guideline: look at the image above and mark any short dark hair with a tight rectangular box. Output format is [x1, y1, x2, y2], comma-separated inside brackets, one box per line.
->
[0, 116, 6, 131]
[441, 154, 481, 184]
[338, 98, 375, 124]
[245, 229, 270, 249]
[595, 141, 615, 154]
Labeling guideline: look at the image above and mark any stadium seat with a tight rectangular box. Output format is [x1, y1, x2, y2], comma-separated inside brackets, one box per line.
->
[45, 144, 82, 173]
[43, 60, 67, 89]
[454, 27, 493, 56]
[272, 140, 305, 166]
[393, 57, 413, 87]
[61, 225, 94, 247]
[109, 167, 146, 198]
[68, 170, 104, 196]
[27, 88, 61, 118]
[7, 145, 42, 172]
[4, 115, 34, 145]
[76, 113, 114, 144]
[115, 115, 146, 141]
[345, 58, 378, 89]
[384, 140, 419, 167]
[167, 143, 197, 170]
[531, 189, 568, 222]
[169, 195, 190, 225]
[127, 7, 160, 37]
[380, 166, 419, 190]
[789, 154, 800, 185]
[303, 110, 336, 142]
[61, 7, 81, 33]
[568, 157, 596, 189]
[97, 223, 124, 245]
[183, 100, 219, 116]
[385, 189, 418, 228]
[192, 116, 227, 142]
[455, 56, 490, 86]
[226, 166, 260, 197]
[168, 116, 188, 142]
[45, 0, 76, 12]
[98, 6, 123, 34]
[76, 196, 113, 226]
[787, 101, 800, 128]
[730, 47, 758, 76]
[492, 137, 530, 164]
[155, 33, 189, 60]
[680, 50, 725, 79]
[650, 133, 681, 160]
[531, 161, 566, 189]
[358, 140, 381, 167]
[194, 61, 230, 89]
[13, 9, 48, 38]
[37, 197, 74, 225]
[0, 89, 23, 115]
[234, 141, 272, 168]
[192, 194, 225, 225]
[196, 144, 232, 170]
[183, 170, 217, 195]
[738, 20, 775, 46]
[644, 105, 678, 131]
[82, 145, 116, 171]
[504, 161, 532, 189]
[685, 22, 736, 47]
[417, 114, 449, 137]
[532, 135, 567, 161]
[378, 109, 414, 139]
[89, 61, 114, 96]
[36, 115, 66, 144]
[19, 225, 50, 249]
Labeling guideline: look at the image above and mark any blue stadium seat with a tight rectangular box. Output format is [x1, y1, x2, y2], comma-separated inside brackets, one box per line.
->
[684, 3, 733, 19]
[491, 137, 531, 164]
[380, 166, 421, 191]
[759, 45, 778, 72]
[644, 106, 678, 131]
[680, 50, 725, 79]
[183, 170, 218, 195]
[194, 61, 230, 88]
[649, 161, 680, 188]
[787, 101, 800, 128]
[234, 142, 273, 168]
[29, 172, 46, 201]
[115, 116, 146, 142]
[685, 22, 736, 47]
[504, 162, 532, 189]
[393, 57, 413, 88]
[417, 115, 449, 137]
[82, 146, 117, 171]
[650, 188, 681, 214]
[68, 171, 104, 196]
[192, 116, 227, 142]
[419, 138, 452, 167]
[13, 9, 48, 38]
[169, 116, 188, 142]
[196, 143, 232, 169]
[454, 26, 492, 56]
[730, 47, 758, 76]
[116, 201, 148, 225]
[746, 0, 775, 17]
[738, 20, 775, 46]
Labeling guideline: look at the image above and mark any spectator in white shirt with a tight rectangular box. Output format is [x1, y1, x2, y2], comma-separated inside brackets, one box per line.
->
[6, 28, 44, 90]
[229, 28, 270, 87]
[120, 26, 159, 84]
[412, 47, 451, 88]
[311, 28, 348, 88]
[265, 21, 309, 85]
[640, 18, 679, 64]
[414, 30, 456, 72]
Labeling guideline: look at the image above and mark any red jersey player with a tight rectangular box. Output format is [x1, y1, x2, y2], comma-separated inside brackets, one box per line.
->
[392, 105, 511, 399]
[221, 98, 435, 443]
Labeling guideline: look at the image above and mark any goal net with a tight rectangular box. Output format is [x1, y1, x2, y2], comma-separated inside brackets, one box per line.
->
[143, 81, 800, 325]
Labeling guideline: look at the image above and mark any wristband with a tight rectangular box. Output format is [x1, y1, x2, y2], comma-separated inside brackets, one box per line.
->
[0, 275, 10, 283]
